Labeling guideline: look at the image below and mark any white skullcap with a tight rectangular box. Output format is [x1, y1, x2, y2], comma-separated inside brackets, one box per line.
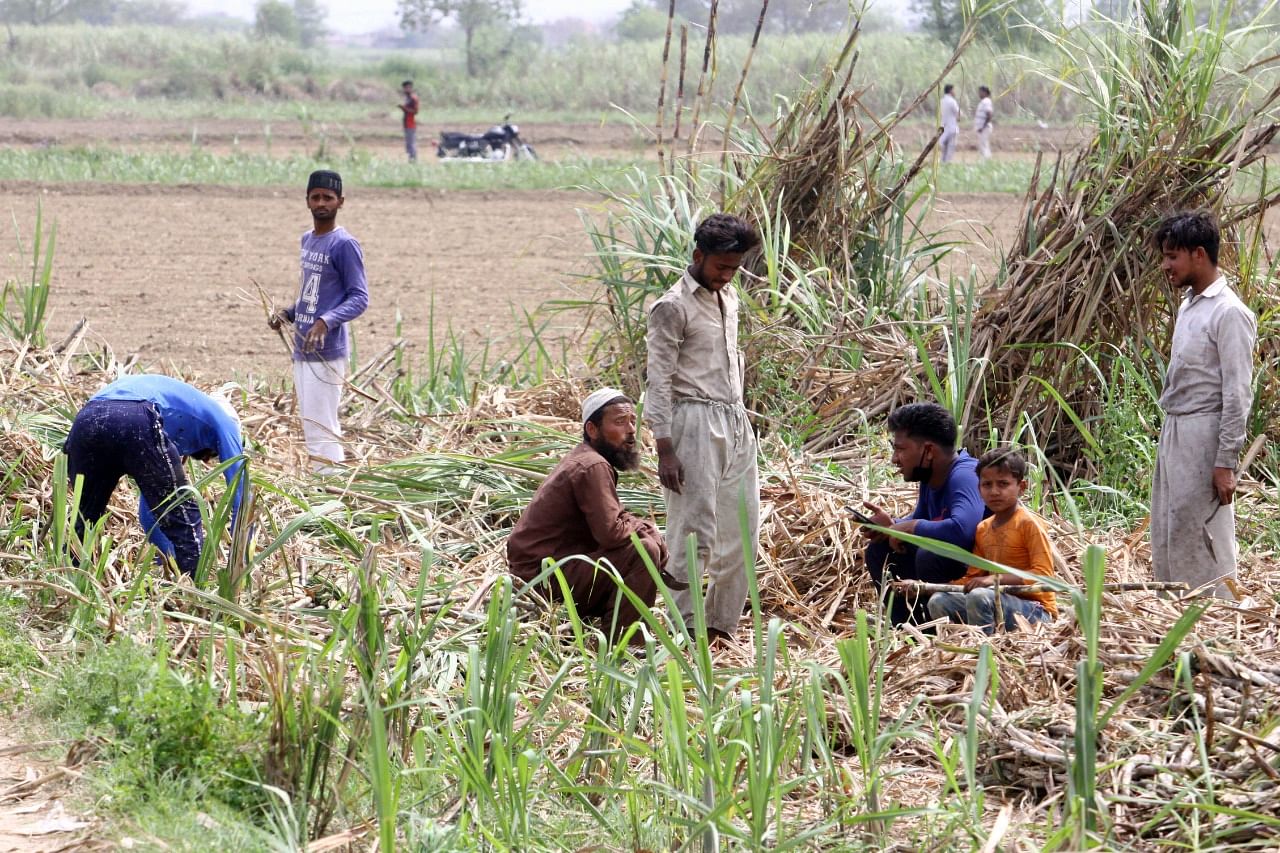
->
[581, 387, 628, 424]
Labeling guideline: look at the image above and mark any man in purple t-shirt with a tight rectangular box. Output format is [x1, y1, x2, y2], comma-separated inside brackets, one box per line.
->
[269, 170, 369, 471]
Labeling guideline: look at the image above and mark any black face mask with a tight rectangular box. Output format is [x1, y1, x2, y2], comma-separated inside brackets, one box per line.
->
[908, 447, 934, 483]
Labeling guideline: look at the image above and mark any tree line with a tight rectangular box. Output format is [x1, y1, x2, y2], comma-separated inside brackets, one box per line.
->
[6, 0, 1275, 82]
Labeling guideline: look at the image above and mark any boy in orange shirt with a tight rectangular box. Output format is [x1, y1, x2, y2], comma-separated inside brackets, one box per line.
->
[927, 448, 1058, 633]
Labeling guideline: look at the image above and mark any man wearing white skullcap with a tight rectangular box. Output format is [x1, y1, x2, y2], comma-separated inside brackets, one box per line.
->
[507, 389, 685, 641]
[646, 213, 762, 645]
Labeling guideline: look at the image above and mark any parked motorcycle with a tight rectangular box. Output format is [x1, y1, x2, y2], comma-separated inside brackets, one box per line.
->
[436, 116, 537, 161]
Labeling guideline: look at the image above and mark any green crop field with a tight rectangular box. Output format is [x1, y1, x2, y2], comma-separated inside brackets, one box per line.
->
[0, 146, 647, 191]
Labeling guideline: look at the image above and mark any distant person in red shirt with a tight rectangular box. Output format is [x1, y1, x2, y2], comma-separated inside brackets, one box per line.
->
[399, 80, 419, 163]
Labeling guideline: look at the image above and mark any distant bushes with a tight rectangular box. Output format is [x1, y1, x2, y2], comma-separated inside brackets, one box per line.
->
[0, 24, 323, 108]
[0, 23, 1080, 121]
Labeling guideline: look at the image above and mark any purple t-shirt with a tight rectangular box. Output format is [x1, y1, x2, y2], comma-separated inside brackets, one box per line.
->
[902, 450, 987, 550]
[290, 226, 369, 362]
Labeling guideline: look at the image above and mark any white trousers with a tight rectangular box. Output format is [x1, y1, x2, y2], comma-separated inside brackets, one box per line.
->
[665, 399, 760, 636]
[1151, 411, 1236, 598]
[293, 357, 347, 468]
[977, 126, 993, 159]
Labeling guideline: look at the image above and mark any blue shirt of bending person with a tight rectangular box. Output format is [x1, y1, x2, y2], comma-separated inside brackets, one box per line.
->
[86, 375, 246, 567]
[863, 402, 986, 627]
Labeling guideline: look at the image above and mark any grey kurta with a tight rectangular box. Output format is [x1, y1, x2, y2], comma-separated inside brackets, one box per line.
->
[1151, 276, 1256, 597]
[646, 270, 760, 635]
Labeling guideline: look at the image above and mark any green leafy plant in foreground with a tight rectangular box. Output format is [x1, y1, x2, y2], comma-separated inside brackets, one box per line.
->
[41, 637, 270, 814]
[1, 203, 56, 347]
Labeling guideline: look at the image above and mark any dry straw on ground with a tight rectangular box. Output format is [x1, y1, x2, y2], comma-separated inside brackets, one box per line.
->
[3, 335, 1278, 843]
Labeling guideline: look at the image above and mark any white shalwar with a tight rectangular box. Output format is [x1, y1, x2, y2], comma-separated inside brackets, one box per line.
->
[1151, 277, 1255, 597]
[293, 357, 347, 469]
[940, 93, 960, 162]
[646, 271, 760, 636]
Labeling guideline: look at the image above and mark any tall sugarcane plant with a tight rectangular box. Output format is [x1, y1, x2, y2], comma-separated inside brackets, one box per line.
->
[956, 0, 1280, 466]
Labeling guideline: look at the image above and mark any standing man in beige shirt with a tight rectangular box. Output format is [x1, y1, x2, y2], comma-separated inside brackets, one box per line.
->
[1151, 210, 1256, 597]
[645, 213, 761, 644]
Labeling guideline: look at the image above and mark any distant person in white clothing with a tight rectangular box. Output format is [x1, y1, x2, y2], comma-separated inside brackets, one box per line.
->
[974, 85, 994, 159]
[939, 84, 960, 163]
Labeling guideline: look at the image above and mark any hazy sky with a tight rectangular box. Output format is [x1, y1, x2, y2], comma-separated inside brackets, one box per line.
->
[186, 0, 635, 35]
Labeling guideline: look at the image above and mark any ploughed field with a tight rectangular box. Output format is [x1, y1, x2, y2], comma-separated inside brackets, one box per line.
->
[1, 118, 1274, 382]
[3, 180, 593, 383]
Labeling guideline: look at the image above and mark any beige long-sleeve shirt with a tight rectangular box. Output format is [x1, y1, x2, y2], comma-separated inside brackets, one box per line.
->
[1158, 276, 1257, 469]
[644, 270, 745, 440]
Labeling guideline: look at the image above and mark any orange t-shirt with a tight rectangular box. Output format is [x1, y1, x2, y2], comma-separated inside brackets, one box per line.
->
[959, 505, 1058, 616]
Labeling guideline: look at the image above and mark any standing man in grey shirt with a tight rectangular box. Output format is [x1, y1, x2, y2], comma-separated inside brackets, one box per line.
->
[1151, 210, 1256, 597]
[646, 213, 762, 645]
[940, 84, 960, 163]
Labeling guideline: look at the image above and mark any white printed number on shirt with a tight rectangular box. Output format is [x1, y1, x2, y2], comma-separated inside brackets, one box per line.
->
[301, 272, 320, 313]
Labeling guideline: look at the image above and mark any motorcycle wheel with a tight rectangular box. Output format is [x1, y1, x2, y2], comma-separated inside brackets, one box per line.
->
[518, 143, 538, 161]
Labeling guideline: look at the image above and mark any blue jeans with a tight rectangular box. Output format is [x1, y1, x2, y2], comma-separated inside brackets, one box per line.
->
[404, 127, 417, 162]
[927, 587, 1051, 635]
[64, 399, 204, 574]
[865, 539, 968, 627]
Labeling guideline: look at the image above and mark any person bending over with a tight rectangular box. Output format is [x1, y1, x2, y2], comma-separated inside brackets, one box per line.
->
[63, 374, 246, 576]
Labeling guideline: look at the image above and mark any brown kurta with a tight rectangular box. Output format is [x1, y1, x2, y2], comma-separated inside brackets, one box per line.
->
[507, 442, 668, 634]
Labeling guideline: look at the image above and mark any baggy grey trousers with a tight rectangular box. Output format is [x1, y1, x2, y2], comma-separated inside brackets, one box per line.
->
[1151, 411, 1237, 598]
[939, 128, 958, 162]
[665, 398, 760, 635]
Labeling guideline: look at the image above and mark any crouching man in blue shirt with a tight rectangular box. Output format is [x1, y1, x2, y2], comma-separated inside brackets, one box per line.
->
[63, 375, 246, 575]
[862, 402, 986, 627]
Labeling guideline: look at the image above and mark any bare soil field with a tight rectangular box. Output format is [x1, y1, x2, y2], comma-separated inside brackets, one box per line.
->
[6, 184, 1274, 383]
[0, 181, 604, 384]
[0, 182, 1031, 383]
[0, 118, 654, 161]
[1, 119, 1273, 383]
[0, 117, 1075, 162]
